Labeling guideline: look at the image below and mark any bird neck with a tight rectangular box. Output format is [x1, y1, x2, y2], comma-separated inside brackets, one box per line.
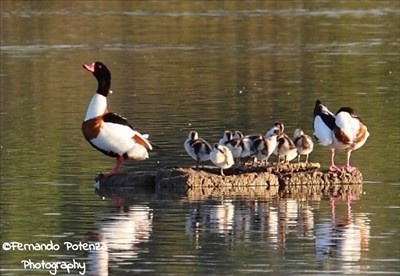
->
[96, 78, 111, 97]
[85, 93, 108, 121]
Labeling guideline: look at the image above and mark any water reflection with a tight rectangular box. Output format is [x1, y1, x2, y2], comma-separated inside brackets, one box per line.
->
[316, 196, 370, 273]
[86, 201, 153, 276]
[184, 192, 369, 270]
[87, 231, 108, 276]
[186, 200, 235, 238]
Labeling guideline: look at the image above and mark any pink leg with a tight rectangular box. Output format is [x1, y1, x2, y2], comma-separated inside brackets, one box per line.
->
[106, 156, 124, 176]
[328, 148, 341, 172]
[346, 195, 352, 216]
[346, 194, 358, 217]
[330, 195, 356, 220]
[344, 150, 357, 173]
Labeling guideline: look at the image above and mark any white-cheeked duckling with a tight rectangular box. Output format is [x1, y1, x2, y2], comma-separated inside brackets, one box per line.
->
[266, 121, 297, 162]
[218, 130, 233, 145]
[210, 144, 234, 176]
[233, 130, 259, 159]
[265, 121, 284, 138]
[184, 131, 212, 169]
[219, 130, 244, 163]
[293, 128, 314, 163]
[275, 133, 298, 163]
[252, 134, 278, 166]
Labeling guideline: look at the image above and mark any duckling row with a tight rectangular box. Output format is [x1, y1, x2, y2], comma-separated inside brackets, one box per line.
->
[184, 122, 314, 176]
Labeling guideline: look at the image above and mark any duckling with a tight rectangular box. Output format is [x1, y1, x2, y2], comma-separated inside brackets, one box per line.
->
[266, 121, 297, 162]
[184, 131, 211, 169]
[218, 130, 244, 163]
[275, 134, 298, 163]
[218, 130, 233, 145]
[265, 121, 284, 138]
[232, 130, 259, 160]
[252, 134, 278, 166]
[210, 144, 234, 176]
[293, 128, 314, 163]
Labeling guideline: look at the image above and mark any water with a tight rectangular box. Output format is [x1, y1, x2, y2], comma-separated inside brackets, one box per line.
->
[1, 1, 399, 275]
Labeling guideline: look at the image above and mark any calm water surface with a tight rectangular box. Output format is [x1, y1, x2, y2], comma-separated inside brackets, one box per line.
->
[1, 1, 399, 275]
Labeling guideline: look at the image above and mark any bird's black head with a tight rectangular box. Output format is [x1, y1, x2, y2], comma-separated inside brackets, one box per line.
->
[336, 106, 363, 121]
[83, 61, 111, 96]
[336, 106, 356, 116]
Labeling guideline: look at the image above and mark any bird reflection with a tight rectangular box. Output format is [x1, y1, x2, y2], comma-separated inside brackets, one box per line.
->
[186, 200, 235, 237]
[315, 195, 370, 273]
[86, 204, 153, 276]
[209, 200, 235, 234]
[185, 193, 369, 273]
[186, 198, 318, 250]
[87, 231, 108, 276]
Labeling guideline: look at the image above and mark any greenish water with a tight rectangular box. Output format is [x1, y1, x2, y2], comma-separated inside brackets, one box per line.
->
[1, 1, 399, 275]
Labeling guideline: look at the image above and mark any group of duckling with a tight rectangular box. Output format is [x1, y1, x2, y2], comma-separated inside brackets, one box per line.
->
[184, 121, 314, 176]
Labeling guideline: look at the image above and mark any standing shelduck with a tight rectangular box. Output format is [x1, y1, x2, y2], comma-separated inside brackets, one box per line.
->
[293, 128, 314, 163]
[81, 61, 153, 175]
[184, 131, 212, 169]
[210, 144, 234, 176]
[313, 100, 370, 173]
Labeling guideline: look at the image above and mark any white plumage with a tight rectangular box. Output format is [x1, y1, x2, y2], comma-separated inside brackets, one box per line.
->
[210, 144, 234, 176]
[293, 128, 314, 163]
[184, 131, 211, 168]
[313, 100, 370, 172]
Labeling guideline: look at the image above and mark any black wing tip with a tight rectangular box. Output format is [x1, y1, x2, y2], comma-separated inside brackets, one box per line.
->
[150, 141, 162, 150]
[313, 99, 323, 117]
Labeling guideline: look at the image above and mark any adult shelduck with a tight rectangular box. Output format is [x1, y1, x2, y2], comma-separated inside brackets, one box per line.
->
[81, 61, 153, 175]
[313, 100, 370, 173]
[184, 131, 211, 169]
[293, 128, 314, 163]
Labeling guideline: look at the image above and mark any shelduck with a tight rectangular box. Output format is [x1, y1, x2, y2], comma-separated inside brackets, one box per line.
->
[265, 121, 284, 138]
[313, 99, 370, 172]
[218, 130, 233, 145]
[275, 134, 298, 163]
[293, 128, 314, 163]
[81, 61, 153, 175]
[266, 121, 297, 162]
[232, 131, 259, 160]
[184, 131, 212, 169]
[210, 144, 234, 176]
[221, 130, 244, 162]
[252, 134, 278, 165]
